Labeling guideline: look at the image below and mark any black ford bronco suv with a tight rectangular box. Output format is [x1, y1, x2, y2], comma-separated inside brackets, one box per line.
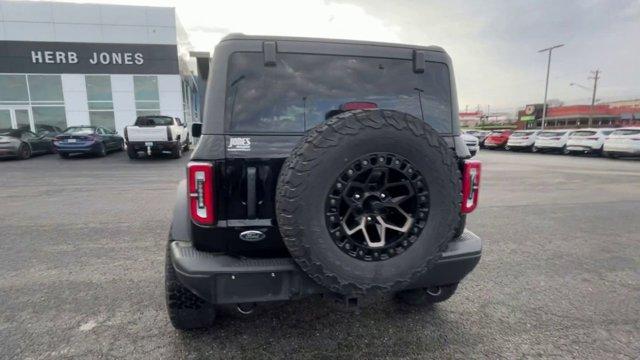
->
[166, 34, 482, 329]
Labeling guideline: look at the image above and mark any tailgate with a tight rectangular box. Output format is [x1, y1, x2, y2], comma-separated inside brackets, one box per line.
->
[127, 126, 168, 142]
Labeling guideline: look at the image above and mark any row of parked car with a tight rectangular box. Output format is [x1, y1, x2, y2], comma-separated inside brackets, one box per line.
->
[465, 127, 640, 158]
[0, 115, 191, 161]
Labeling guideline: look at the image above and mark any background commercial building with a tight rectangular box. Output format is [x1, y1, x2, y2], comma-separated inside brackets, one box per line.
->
[516, 103, 640, 130]
[0, 0, 201, 136]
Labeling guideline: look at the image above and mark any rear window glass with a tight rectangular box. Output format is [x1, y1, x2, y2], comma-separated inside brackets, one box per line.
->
[511, 131, 535, 137]
[490, 130, 506, 135]
[135, 116, 173, 126]
[538, 131, 566, 137]
[571, 131, 596, 137]
[611, 129, 640, 136]
[63, 127, 95, 135]
[225, 52, 453, 133]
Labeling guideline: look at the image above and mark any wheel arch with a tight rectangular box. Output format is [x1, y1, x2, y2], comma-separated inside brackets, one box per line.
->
[170, 180, 192, 242]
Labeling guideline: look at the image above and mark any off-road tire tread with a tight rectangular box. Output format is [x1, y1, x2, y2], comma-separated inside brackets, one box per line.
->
[165, 241, 216, 329]
[276, 109, 461, 295]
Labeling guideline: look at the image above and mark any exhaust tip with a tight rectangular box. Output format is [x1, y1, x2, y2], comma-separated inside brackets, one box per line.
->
[236, 302, 257, 315]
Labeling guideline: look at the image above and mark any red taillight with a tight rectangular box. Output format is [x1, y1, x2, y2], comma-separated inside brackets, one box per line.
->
[188, 162, 215, 225]
[461, 160, 481, 214]
[340, 101, 378, 110]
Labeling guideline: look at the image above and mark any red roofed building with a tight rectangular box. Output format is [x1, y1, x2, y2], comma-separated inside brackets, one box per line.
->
[516, 103, 640, 129]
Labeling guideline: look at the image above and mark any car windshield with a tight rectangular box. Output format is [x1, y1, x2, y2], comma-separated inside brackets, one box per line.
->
[63, 127, 95, 135]
[611, 129, 640, 136]
[225, 52, 453, 133]
[511, 131, 535, 137]
[135, 116, 174, 126]
[538, 131, 566, 137]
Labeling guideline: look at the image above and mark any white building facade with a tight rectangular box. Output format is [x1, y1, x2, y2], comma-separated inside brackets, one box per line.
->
[0, 0, 199, 136]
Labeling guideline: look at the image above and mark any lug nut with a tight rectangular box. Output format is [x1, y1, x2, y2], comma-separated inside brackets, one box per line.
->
[353, 193, 361, 200]
[347, 169, 354, 175]
[362, 160, 368, 166]
[380, 193, 386, 199]
[336, 183, 342, 189]
[366, 216, 373, 222]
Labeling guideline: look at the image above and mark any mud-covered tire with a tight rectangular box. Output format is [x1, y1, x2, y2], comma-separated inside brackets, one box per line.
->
[395, 283, 459, 305]
[276, 110, 462, 296]
[165, 242, 216, 330]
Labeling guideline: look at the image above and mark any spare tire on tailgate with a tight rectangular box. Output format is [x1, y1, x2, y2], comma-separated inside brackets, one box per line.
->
[276, 109, 461, 295]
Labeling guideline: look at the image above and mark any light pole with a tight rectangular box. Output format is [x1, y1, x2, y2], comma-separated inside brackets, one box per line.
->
[538, 44, 564, 130]
[570, 69, 600, 127]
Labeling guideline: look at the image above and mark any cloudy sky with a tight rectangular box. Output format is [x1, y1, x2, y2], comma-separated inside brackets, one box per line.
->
[52, 0, 640, 113]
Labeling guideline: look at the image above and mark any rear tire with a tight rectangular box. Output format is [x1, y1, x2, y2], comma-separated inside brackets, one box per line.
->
[395, 283, 459, 305]
[127, 146, 138, 160]
[17, 143, 31, 160]
[165, 242, 216, 330]
[172, 144, 183, 159]
[95, 142, 107, 157]
[183, 136, 190, 151]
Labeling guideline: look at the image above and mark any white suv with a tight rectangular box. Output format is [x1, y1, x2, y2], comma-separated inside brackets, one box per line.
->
[506, 130, 539, 151]
[566, 128, 614, 155]
[603, 127, 640, 158]
[533, 129, 573, 154]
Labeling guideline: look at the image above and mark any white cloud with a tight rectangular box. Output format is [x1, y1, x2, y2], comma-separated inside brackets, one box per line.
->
[34, 0, 640, 112]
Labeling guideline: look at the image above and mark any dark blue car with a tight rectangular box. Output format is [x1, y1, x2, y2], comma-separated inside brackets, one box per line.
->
[54, 126, 124, 158]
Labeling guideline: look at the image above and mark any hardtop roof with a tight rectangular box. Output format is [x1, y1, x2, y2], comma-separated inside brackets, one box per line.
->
[219, 33, 446, 53]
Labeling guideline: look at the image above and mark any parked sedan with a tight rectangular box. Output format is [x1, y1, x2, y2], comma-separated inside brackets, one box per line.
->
[565, 128, 614, 155]
[464, 130, 491, 147]
[54, 126, 124, 158]
[506, 130, 540, 151]
[603, 127, 640, 158]
[533, 130, 573, 154]
[0, 128, 54, 160]
[484, 130, 513, 149]
[461, 132, 480, 157]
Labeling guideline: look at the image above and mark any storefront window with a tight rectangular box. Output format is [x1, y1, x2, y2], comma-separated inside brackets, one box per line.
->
[134, 76, 160, 116]
[27, 75, 64, 103]
[0, 75, 29, 102]
[89, 111, 116, 131]
[85, 76, 115, 130]
[0, 109, 12, 128]
[32, 106, 67, 131]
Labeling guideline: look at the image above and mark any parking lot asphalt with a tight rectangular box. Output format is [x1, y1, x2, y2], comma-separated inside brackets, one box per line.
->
[1, 150, 639, 359]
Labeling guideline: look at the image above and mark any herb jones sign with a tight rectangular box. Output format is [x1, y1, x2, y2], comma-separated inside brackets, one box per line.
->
[31, 50, 144, 66]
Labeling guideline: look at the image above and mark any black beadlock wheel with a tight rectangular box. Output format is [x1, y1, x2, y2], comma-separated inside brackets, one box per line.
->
[325, 152, 430, 262]
[276, 109, 461, 295]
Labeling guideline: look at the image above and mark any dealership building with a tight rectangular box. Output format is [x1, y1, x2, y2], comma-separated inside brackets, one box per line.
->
[0, 0, 202, 136]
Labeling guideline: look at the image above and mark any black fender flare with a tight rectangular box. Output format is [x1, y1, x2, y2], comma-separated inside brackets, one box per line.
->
[170, 180, 192, 242]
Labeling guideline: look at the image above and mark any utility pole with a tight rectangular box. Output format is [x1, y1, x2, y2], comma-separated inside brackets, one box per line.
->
[538, 44, 564, 130]
[588, 70, 600, 127]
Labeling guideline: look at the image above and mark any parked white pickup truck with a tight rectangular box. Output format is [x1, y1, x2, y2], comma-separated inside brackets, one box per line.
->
[124, 116, 190, 159]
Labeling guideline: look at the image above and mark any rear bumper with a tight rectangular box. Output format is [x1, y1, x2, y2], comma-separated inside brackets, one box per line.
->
[0, 146, 18, 157]
[603, 145, 640, 155]
[127, 140, 179, 152]
[55, 143, 99, 154]
[170, 230, 482, 304]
